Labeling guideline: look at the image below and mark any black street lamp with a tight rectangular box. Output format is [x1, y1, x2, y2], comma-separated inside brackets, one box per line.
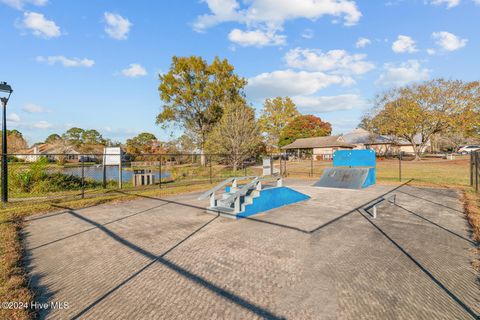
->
[0, 82, 13, 203]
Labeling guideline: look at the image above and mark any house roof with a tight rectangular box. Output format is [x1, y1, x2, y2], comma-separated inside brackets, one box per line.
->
[343, 129, 430, 146]
[342, 128, 393, 145]
[20, 143, 105, 155]
[281, 135, 355, 150]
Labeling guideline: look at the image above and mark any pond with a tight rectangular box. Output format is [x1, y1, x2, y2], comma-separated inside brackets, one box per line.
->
[58, 166, 171, 183]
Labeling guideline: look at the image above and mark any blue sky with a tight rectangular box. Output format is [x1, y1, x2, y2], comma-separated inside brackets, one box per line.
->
[1, 0, 479, 145]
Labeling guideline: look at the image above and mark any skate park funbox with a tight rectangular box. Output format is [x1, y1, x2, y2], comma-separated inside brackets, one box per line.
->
[314, 150, 376, 189]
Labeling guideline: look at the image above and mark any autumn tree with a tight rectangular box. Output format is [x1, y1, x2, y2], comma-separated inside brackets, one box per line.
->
[169, 134, 196, 153]
[363, 79, 480, 160]
[126, 132, 160, 155]
[205, 101, 262, 171]
[279, 115, 332, 147]
[0, 130, 28, 153]
[259, 97, 300, 151]
[156, 56, 247, 164]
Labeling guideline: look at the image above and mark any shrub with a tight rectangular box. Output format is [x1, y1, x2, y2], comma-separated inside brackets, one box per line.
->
[9, 158, 101, 194]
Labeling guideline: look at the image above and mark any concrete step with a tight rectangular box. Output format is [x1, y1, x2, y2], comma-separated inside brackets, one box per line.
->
[206, 206, 236, 219]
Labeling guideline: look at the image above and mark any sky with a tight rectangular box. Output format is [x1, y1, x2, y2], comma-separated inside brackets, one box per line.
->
[0, 0, 479, 145]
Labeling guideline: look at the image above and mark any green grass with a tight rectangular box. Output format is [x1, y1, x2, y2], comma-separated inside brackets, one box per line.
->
[285, 157, 471, 187]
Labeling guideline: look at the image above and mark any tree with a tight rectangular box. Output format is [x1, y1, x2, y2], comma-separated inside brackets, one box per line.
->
[363, 79, 480, 160]
[62, 127, 85, 146]
[126, 132, 159, 155]
[45, 133, 61, 144]
[0, 130, 28, 153]
[168, 134, 196, 154]
[205, 101, 262, 171]
[259, 97, 300, 151]
[177, 134, 196, 153]
[279, 115, 332, 147]
[156, 56, 247, 164]
[82, 129, 105, 145]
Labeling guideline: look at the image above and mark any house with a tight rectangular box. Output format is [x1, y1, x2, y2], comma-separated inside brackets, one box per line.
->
[281, 135, 355, 160]
[341, 128, 430, 155]
[281, 129, 431, 160]
[17, 143, 104, 163]
[342, 128, 397, 155]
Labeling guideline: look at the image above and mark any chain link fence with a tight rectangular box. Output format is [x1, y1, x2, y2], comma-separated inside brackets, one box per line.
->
[4, 153, 280, 203]
[1, 151, 472, 204]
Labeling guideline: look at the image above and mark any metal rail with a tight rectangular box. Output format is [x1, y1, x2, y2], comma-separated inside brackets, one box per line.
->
[197, 176, 257, 200]
[363, 194, 397, 219]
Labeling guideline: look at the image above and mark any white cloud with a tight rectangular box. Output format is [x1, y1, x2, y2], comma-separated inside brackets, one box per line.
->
[36, 56, 95, 67]
[392, 35, 417, 53]
[432, 31, 467, 51]
[301, 28, 314, 39]
[194, 0, 362, 31]
[194, 0, 361, 45]
[228, 28, 286, 47]
[429, 0, 460, 8]
[121, 63, 147, 77]
[355, 37, 371, 48]
[475, 0, 480, 5]
[104, 12, 131, 40]
[20, 11, 60, 38]
[376, 60, 430, 87]
[22, 103, 44, 113]
[246, 69, 352, 101]
[285, 48, 375, 75]
[7, 113, 21, 122]
[33, 120, 52, 129]
[293, 94, 367, 113]
[426, 48, 436, 55]
[1, 0, 46, 10]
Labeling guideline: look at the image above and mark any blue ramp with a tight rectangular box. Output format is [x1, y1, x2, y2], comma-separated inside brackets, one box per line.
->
[237, 187, 310, 218]
[315, 150, 377, 189]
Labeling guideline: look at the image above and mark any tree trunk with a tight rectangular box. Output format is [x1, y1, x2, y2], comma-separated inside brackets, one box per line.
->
[409, 137, 420, 161]
[233, 161, 237, 173]
[412, 143, 421, 161]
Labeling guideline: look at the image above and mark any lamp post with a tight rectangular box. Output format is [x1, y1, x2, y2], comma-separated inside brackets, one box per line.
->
[0, 82, 13, 203]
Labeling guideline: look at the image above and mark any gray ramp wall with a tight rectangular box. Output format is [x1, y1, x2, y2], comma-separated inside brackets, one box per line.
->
[314, 167, 369, 189]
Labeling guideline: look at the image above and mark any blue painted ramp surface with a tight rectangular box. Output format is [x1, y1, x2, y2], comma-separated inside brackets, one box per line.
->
[314, 167, 369, 189]
[238, 187, 310, 218]
[333, 149, 376, 167]
[322, 149, 377, 188]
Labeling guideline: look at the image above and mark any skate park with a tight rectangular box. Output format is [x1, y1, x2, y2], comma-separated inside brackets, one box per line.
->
[22, 150, 479, 319]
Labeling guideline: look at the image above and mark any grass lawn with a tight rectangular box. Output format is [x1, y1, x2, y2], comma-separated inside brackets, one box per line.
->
[285, 157, 471, 187]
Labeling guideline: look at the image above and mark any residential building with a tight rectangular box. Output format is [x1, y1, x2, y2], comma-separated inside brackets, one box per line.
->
[281, 136, 354, 160]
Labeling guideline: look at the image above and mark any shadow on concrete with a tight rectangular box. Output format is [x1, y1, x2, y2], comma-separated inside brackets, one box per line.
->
[357, 209, 479, 319]
[396, 189, 464, 213]
[50, 205, 286, 320]
[393, 203, 476, 245]
[30, 202, 171, 251]
[114, 180, 412, 235]
[22, 232, 57, 319]
[404, 184, 461, 200]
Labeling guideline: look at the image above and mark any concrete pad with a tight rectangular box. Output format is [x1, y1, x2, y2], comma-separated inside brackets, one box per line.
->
[22, 182, 479, 319]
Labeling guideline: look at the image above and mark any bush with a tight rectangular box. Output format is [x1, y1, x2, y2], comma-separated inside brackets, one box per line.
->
[9, 158, 101, 194]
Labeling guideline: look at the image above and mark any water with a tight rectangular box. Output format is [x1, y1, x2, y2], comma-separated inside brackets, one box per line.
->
[59, 166, 171, 183]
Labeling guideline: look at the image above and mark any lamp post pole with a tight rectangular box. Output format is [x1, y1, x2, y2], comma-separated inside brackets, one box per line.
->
[0, 82, 13, 203]
[1, 97, 8, 203]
